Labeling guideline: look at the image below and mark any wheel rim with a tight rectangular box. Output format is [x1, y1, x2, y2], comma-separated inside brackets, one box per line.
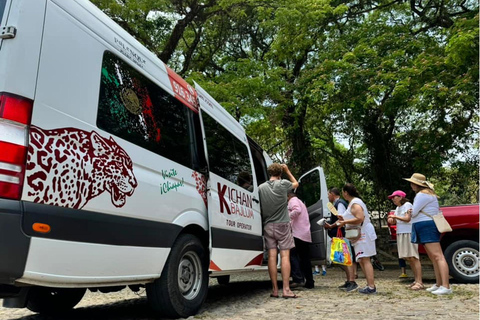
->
[451, 247, 479, 278]
[177, 251, 203, 300]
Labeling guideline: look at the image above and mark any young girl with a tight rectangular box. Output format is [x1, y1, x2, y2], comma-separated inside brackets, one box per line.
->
[387, 190, 423, 290]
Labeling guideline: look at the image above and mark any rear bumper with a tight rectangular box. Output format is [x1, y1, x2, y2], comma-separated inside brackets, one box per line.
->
[0, 198, 30, 286]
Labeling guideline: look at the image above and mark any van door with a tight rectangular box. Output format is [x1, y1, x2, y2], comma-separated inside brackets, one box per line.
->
[296, 166, 329, 265]
[195, 84, 264, 272]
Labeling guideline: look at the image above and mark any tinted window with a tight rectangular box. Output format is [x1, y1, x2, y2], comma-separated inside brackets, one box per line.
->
[296, 170, 321, 207]
[0, 0, 7, 24]
[97, 51, 199, 169]
[202, 113, 253, 191]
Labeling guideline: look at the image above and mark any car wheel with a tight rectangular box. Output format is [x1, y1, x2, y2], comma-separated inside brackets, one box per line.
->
[26, 287, 86, 315]
[147, 234, 208, 318]
[444, 240, 479, 284]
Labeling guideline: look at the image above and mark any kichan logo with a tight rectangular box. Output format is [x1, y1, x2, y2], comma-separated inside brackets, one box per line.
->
[217, 183, 254, 219]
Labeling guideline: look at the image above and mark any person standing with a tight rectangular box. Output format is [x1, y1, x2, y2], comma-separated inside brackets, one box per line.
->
[404, 173, 452, 295]
[259, 163, 299, 299]
[337, 183, 377, 294]
[288, 191, 314, 289]
[324, 187, 358, 291]
[387, 190, 423, 290]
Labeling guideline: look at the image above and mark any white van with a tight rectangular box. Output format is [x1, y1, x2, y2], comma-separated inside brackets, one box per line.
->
[0, 0, 329, 318]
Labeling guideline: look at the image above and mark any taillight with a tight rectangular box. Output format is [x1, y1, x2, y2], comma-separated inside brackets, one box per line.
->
[0, 92, 33, 200]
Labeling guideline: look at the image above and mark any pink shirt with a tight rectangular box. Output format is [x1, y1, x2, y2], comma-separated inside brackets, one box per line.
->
[288, 197, 312, 243]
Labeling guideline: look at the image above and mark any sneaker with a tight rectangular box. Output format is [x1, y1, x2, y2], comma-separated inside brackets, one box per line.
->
[358, 286, 377, 294]
[399, 273, 408, 278]
[345, 281, 358, 292]
[338, 281, 349, 290]
[312, 271, 320, 275]
[426, 284, 440, 292]
[431, 286, 453, 295]
[321, 270, 327, 276]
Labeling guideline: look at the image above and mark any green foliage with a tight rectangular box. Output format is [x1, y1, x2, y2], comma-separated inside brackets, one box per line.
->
[93, 0, 479, 211]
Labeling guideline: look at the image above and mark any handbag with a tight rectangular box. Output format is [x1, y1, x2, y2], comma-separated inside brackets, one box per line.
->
[421, 211, 452, 233]
[345, 226, 362, 242]
[330, 229, 352, 266]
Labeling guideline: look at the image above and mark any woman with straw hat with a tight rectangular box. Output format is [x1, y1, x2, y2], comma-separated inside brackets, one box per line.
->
[404, 173, 452, 295]
[387, 190, 423, 290]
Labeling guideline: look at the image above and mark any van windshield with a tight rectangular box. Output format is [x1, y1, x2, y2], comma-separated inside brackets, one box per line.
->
[0, 0, 7, 25]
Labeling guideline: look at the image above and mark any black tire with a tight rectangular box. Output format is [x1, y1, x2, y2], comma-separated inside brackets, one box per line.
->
[444, 240, 479, 284]
[371, 256, 385, 271]
[216, 275, 230, 285]
[26, 287, 86, 315]
[147, 234, 208, 319]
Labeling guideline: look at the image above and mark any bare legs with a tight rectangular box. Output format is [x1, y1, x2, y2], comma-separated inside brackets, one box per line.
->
[268, 248, 294, 296]
[358, 257, 375, 288]
[405, 257, 423, 285]
[424, 242, 450, 288]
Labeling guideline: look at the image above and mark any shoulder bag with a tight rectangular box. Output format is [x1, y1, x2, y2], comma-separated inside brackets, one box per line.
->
[421, 211, 452, 233]
[345, 225, 362, 242]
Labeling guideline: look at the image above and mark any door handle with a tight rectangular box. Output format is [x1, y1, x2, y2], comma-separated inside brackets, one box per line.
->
[252, 197, 259, 203]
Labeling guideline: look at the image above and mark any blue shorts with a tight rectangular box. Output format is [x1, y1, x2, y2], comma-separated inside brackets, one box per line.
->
[411, 220, 440, 244]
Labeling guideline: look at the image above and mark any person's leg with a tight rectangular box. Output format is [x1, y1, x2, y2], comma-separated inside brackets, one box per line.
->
[399, 258, 407, 276]
[424, 242, 450, 288]
[289, 244, 304, 284]
[358, 257, 375, 288]
[406, 257, 423, 285]
[280, 249, 295, 296]
[296, 238, 314, 287]
[268, 248, 279, 296]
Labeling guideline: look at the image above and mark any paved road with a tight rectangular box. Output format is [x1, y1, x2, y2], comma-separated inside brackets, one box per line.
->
[1, 265, 478, 320]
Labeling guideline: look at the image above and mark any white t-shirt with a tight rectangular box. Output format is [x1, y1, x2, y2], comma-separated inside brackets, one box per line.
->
[342, 198, 377, 243]
[395, 202, 413, 234]
[411, 192, 440, 224]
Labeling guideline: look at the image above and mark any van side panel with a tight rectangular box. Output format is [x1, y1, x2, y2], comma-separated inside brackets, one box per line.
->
[18, 0, 207, 286]
[0, 0, 46, 98]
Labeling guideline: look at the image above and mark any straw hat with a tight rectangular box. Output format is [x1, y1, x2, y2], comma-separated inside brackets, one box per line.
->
[403, 173, 434, 190]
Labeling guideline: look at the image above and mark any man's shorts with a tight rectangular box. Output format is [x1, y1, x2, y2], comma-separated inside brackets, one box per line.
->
[411, 220, 440, 244]
[264, 222, 295, 250]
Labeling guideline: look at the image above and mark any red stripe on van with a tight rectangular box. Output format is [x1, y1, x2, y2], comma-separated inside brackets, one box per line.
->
[165, 66, 199, 113]
[209, 260, 221, 271]
[244, 253, 264, 267]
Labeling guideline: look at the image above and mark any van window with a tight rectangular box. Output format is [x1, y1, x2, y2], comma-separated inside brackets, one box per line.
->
[296, 170, 321, 207]
[0, 0, 7, 24]
[97, 51, 197, 169]
[202, 112, 253, 191]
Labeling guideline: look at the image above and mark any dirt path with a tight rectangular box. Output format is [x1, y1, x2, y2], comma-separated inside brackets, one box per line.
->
[0, 265, 478, 320]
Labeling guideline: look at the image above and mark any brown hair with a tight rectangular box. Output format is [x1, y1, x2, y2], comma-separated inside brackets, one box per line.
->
[267, 163, 283, 177]
[415, 185, 438, 197]
[342, 183, 361, 199]
[399, 197, 410, 205]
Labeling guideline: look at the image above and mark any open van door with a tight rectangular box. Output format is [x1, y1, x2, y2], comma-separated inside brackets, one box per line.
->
[296, 166, 329, 265]
[195, 83, 264, 274]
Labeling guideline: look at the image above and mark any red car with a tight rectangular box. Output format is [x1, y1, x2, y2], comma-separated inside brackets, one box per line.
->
[388, 204, 479, 283]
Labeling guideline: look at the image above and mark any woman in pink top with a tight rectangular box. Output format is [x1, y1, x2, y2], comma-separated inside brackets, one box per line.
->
[288, 191, 314, 289]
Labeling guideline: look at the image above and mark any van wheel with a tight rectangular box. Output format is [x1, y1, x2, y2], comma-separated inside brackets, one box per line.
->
[26, 287, 86, 315]
[444, 240, 479, 284]
[217, 275, 230, 285]
[147, 234, 208, 318]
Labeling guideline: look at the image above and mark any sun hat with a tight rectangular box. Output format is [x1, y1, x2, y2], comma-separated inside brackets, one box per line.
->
[403, 173, 434, 190]
[388, 190, 406, 199]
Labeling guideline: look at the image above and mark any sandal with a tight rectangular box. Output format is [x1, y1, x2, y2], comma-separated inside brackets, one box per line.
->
[410, 282, 425, 291]
[405, 281, 417, 288]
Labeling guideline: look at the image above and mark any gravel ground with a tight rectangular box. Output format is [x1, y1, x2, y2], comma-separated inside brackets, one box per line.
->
[0, 265, 478, 320]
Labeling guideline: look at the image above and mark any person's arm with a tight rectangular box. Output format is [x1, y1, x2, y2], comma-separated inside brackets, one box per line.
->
[337, 204, 364, 226]
[410, 193, 429, 217]
[393, 211, 411, 223]
[282, 164, 299, 189]
[288, 198, 302, 220]
[337, 202, 347, 216]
